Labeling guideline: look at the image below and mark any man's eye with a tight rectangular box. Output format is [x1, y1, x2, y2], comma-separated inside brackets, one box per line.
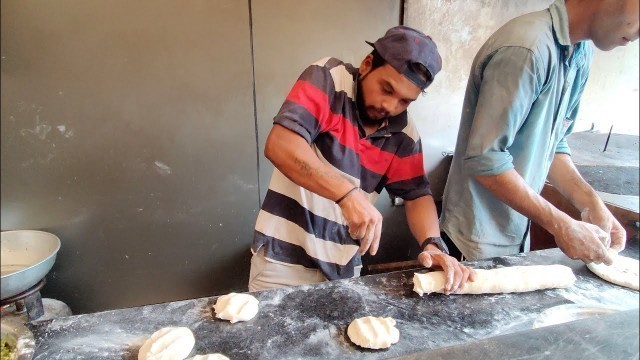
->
[383, 87, 393, 94]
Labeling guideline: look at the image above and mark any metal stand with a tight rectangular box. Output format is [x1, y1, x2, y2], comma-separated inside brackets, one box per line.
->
[1, 278, 46, 321]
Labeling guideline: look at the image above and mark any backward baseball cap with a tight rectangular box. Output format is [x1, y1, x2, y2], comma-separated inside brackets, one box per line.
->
[366, 25, 442, 90]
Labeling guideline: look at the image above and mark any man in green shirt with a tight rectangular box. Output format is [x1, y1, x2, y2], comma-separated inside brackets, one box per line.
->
[441, 0, 638, 262]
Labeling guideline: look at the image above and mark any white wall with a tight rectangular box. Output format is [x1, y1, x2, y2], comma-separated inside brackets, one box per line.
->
[580, 44, 639, 135]
[405, 0, 639, 198]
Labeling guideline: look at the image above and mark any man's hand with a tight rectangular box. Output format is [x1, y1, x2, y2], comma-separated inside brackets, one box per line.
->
[338, 189, 383, 256]
[418, 249, 476, 294]
[547, 153, 627, 261]
[581, 207, 627, 253]
[552, 217, 614, 265]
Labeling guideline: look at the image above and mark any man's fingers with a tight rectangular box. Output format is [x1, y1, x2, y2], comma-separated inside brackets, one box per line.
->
[417, 251, 433, 268]
[444, 259, 455, 293]
[586, 239, 612, 265]
[610, 224, 626, 252]
[370, 219, 382, 256]
[468, 268, 477, 282]
[593, 227, 611, 248]
[448, 265, 462, 293]
[459, 266, 472, 286]
[600, 250, 614, 266]
[359, 224, 373, 255]
[361, 224, 377, 255]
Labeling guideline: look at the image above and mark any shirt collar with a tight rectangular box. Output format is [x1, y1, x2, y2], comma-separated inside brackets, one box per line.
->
[549, 0, 572, 48]
[386, 112, 408, 133]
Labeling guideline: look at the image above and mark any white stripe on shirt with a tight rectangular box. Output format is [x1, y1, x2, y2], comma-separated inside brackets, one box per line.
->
[255, 210, 359, 265]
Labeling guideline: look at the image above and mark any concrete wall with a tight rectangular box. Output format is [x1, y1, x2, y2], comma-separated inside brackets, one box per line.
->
[406, 0, 640, 199]
[581, 45, 640, 135]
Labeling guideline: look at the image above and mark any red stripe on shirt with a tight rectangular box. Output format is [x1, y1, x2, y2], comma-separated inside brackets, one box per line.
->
[287, 79, 425, 182]
[386, 152, 426, 183]
[286, 80, 333, 132]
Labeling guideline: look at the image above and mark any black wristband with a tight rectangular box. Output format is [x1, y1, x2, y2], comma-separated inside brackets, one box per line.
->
[420, 236, 449, 255]
[335, 186, 359, 204]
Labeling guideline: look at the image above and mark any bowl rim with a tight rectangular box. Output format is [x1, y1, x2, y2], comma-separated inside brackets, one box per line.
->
[1, 230, 61, 280]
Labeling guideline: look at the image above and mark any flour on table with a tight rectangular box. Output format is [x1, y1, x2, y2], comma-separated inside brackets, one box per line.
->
[587, 251, 639, 290]
[138, 327, 195, 360]
[213, 292, 259, 323]
[347, 316, 399, 349]
[187, 354, 230, 360]
[413, 264, 576, 295]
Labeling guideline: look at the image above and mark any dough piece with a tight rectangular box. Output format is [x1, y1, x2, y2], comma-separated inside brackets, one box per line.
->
[587, 251, 639, 290]
[138, 327, 195, 360]
[347, 316, 399, 349]
[413, 264, 576, 296]
[213, 292, 259, 323]
[187, 355, 230, 360]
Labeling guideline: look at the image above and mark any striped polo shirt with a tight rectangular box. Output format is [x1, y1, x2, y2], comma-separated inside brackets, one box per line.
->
[252, 57, 431, 280]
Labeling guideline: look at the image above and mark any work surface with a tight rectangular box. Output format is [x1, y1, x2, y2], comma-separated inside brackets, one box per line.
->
[28, 245, 639, 359]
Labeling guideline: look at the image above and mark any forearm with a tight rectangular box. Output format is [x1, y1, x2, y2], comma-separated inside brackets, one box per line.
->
[265, 124, 354, 201]
[407, 196, 475, 291]
[547, 154, 626, 251]
[475, 169, 571, 234]
[547, 153, 605, 213]
[404, 195, 441, 245]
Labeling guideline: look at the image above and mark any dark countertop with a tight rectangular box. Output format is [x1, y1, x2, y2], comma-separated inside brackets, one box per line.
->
[394, 308, 639, 360]
[28, 244, 639, 360]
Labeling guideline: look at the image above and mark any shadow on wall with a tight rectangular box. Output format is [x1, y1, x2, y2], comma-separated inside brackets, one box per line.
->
[428, 154, 454, 201]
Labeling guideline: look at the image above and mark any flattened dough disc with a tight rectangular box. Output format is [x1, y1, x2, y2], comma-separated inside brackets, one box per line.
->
[587, 252, 639, 290]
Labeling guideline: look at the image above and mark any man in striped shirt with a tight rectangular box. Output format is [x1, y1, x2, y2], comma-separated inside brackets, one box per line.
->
[249, 26, 475, 293]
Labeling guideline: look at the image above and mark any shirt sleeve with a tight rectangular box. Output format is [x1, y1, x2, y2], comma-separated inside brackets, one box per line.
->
[273, 60, 340, 144]
[384, 134, 432, 201]
[463, 46, 544, 176]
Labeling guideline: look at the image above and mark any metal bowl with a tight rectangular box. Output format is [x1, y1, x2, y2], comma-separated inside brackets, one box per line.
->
[1, 230, 61, 300]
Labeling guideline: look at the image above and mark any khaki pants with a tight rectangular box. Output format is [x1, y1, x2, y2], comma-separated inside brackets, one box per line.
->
[248, 248, 328, 292]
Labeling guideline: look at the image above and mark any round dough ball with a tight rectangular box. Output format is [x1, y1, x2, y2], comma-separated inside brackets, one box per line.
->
[347, 316, 399, 349]
[138, 327, 195, 360]
[213, 292, 259, 323]
[187, 355, 230, 360]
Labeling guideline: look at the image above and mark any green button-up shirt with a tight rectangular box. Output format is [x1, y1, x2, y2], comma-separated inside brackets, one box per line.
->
[440, 0, 593, 259]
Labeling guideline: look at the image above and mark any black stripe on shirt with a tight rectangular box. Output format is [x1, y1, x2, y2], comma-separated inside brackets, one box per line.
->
[252, 232, 362, 280]
[261, 189, 355, 245]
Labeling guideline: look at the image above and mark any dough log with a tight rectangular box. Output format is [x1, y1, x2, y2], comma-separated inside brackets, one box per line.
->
[413, 264, 576, 296]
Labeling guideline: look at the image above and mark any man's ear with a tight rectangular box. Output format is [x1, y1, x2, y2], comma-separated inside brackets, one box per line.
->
[359, 54, 374, 76]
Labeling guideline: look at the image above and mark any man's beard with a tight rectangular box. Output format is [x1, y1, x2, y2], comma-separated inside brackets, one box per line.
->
[356, 76, 387, 127]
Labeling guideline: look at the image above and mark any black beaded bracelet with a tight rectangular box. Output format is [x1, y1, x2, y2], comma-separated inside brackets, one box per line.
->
[335, 186, 359, 204]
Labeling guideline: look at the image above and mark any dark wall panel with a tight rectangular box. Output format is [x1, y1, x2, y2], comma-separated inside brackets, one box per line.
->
[1, 1, 257, 313]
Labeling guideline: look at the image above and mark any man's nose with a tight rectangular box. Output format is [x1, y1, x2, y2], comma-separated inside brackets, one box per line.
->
[382, 98, 398, 113]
